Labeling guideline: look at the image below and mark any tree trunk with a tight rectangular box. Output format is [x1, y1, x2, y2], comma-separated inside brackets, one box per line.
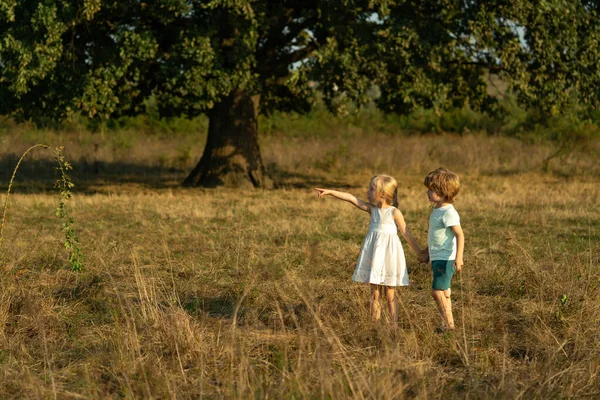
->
[183, 90, 273, 188]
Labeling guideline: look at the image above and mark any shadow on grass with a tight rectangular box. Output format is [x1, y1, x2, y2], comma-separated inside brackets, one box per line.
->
[53, 274, 104, 301]
[0, 155, 355, 194]
[181, 294, 313, 329]
[0, 155, 187, 194]
[182, 295, 239, 319]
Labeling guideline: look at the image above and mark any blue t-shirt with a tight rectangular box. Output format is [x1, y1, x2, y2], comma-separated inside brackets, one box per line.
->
[428, 204, 460, 261]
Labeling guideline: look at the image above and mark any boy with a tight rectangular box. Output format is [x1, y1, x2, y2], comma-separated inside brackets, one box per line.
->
[423, 167, 464, 331]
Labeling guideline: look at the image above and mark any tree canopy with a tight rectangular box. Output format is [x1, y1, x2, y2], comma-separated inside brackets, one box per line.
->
[2, 0, 599, 122]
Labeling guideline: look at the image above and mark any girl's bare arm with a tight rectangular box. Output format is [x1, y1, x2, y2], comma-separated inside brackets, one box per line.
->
[314, 188, 372, 213]
[393, 208, 426, 261]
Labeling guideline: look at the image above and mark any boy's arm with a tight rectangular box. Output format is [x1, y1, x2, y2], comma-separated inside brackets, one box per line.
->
[393, 209, 426, 260]
[422, 247, 430, 263]
[451, 224, 464, 272]
[314, 188, 372, 213]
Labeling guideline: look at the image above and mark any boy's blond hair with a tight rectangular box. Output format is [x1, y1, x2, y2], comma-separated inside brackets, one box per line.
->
[424, 167, 460, 203]
[370, 175, 399, 207]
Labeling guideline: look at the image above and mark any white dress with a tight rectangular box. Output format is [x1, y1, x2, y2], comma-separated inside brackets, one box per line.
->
[352, 206, 409, 287]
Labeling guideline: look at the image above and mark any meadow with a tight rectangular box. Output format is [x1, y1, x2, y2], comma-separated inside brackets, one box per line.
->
[0, 124, 599, 398]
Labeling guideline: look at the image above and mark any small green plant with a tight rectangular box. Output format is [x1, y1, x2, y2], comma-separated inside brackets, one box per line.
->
[0, 144, 83, 271]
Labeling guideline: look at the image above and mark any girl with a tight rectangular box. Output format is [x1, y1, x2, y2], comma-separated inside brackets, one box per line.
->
[315, 175, 426, 325]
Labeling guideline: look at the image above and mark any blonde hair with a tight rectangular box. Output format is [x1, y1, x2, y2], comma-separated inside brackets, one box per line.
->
[424, 167, 460, 203]
[370, 175, 399, 207]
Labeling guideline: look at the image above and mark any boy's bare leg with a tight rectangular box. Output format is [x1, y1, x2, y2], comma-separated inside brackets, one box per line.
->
[432, 290, 454, 330]
[444, 289, 455, 329]
[384, 286, 397, 326]
[432, 290, 446, 327]
[371, 284, 383, 321]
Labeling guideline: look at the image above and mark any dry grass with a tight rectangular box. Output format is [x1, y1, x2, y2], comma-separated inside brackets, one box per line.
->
[0, 132, 599, 398]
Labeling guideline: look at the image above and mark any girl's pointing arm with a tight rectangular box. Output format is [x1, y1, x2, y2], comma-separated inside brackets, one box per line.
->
[314, 188, 371, 212]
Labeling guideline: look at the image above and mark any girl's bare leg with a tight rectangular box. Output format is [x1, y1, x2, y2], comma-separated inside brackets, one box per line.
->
[371, 284, 383, 321]
[385, 286, 397, 326]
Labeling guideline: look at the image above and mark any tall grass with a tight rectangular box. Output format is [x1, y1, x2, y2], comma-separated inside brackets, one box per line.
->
[0, 130, 598, 398]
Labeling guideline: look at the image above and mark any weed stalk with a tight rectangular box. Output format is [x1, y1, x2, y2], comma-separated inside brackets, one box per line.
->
[0, 144, 83, 271]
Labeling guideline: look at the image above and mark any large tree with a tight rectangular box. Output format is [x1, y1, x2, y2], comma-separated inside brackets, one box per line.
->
[1, 1, 599, 187]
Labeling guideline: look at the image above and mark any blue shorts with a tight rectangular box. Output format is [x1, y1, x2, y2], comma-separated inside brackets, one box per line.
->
[431, 260, 455, 290]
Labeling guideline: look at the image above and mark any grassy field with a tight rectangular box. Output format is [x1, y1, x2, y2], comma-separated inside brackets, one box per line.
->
[0, 130, 599, 398]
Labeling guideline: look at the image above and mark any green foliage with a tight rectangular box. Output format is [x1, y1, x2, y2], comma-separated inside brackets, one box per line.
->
[374, 1, 600, 116]
[2, 0, 600, 126]
[258, 94, 600, 145]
